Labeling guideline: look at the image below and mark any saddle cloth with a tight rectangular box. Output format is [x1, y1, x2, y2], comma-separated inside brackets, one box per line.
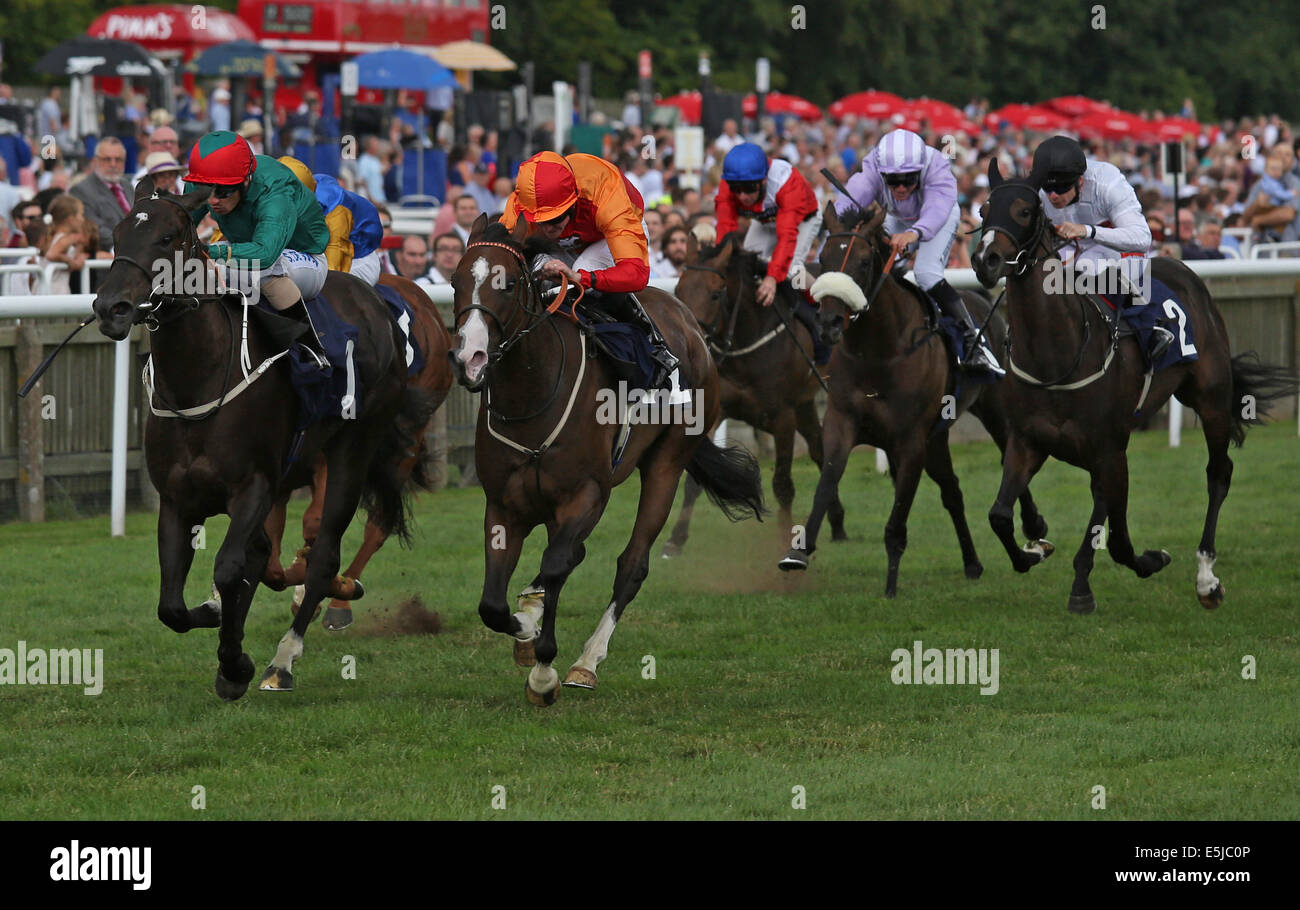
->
[373, 283, 426, 376]
[1099, 275, 1199, 372]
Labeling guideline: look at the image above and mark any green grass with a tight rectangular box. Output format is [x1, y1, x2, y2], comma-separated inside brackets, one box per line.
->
[1, 423, 1298, 820]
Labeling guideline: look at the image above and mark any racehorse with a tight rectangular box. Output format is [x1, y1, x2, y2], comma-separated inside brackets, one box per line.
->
[972, 160, 1295, 613]
[262, 273, 454, 630]
[664, 231, 845, 555]
[779, 200, 1051, 596]
[450, 214, 765, 706]
[91, 176, 427, 698]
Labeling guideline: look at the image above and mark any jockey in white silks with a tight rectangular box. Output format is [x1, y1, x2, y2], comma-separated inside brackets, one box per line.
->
[833, 129, 1002, 374]
[1029, 135, 1173, 361]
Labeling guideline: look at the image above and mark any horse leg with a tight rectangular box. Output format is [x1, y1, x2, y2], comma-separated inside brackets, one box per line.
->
[526, 483, 606, 706]
[212, 475, 274, 700]
[988, 436, 1055, 572]
[660, 473, 704, 559]
[318, 517, 385, 631]
[883, 437, 926, 598]
[779, 403, 854, 570]
[1067, 475, 1108, 615]
[923, 434, 982, 580]
[1097, 449, 1172, 581]
[260, 444, 370, 692]
[261, 499, 289, 591]
[796, 397, 846, 540]
[156, 497, 220, 632]
[771, 411, 797, 532]
[566, 457, 681, 691]
[974, 400, 1049, 542]
[474, 503, 538, 667]
[283, 460, 327, 588]
[1178, 376, 1234, 609]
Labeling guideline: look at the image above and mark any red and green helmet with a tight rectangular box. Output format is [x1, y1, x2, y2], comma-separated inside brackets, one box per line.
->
[186, 131, 257, 185]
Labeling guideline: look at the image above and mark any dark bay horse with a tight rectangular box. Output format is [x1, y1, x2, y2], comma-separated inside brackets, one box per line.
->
[779, 201, 1050, 596]
[665, 231, 845, 554]
[92, 177, 425, 698]
[972, 160, 1294, 613]
[263, 272, 454, 630]
[450, 215, 764, 706]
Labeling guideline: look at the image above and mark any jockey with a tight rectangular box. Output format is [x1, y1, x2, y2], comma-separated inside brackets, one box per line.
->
[184, 131, 331, 369]
[500, 150, 679, 385]
[278, 156, 384, 286]
[715, 142, 821, 305]
[837, 129, 1003, 375]
[1030, 135, 1171, 361]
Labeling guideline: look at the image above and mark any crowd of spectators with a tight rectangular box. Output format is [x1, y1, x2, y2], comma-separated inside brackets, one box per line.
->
[4, 77, 1300, 294]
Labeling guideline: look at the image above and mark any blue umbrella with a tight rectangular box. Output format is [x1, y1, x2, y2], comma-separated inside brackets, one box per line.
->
[186, 42, 300, 78]
[353, 49, 459, 92]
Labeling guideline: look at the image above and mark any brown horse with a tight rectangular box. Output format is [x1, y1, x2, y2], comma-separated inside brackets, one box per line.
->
[779, 201, 1050, 596]
[261, 273, 454, 630]
[664, 231, 845, 554]
[972, 160, 1295, 613]
[450, 215, 764, 705]
[91, 177, 425, 698]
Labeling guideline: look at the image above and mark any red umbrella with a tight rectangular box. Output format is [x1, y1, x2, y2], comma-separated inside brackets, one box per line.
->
[985, 103, 1033, 130]
[86, 4, 256, 51]
[656, 91, 701, 125]
[743, 91, 823, 121]
[1047, 95, 1112, 118]
[1021, 105, 1073, 132]
[1149, 116, 1203, 141]
[829, 89, 905, 120]
[903, 97, 966, 125]
[1072, 109, 1147, 141]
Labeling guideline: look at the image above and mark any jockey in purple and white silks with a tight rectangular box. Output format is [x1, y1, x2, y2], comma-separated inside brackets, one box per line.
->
[1028, 135, 1173, 362]
[836, 129, 1002, 374]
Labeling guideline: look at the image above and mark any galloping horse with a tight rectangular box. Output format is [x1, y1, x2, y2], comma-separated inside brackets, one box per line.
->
[91, 177, 427, 698]
[263, 273, 454, 630]
[450, 215, 765, 706]
[972, 160, 1294, 613]
[780, 201, 1051, 596]
[664, 231, 845, 554]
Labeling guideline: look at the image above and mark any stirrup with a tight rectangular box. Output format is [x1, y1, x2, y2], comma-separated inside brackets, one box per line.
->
[1148, 326, 1175, 364]
[962, 331, 1005, 376]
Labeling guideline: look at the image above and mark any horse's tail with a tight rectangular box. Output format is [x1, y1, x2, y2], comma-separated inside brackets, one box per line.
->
[1229, 351, 1297, 446]
[684, 437, 766, 522]
[361, 384, 439, 543]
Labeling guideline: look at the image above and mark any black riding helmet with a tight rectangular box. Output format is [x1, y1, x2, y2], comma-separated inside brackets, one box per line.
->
[1030, 136, 1087, 188]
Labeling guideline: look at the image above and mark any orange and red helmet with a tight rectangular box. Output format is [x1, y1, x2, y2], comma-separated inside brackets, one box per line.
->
[513, 151, 578, 222]
[186, 131, 257, 186]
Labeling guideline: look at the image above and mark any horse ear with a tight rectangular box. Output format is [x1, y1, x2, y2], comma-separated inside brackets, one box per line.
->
[133, 175, 157, 205]
[177, 184, 212, 212]
[686, 231, 699, 262]
[469, 212, 489, 240]
[823, 200, 840, 233]
[509, 213, 528, 244]
[864, 200, 886, 234]
[988, 158, 1004, 189]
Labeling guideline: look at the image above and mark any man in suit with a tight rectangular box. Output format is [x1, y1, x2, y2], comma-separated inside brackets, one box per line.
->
[70, 137, 135, 253]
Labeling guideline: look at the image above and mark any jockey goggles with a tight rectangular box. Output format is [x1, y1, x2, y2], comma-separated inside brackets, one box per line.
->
[883, 171, 920, 187]
[728, 179, 763, 195]
[212, 182, 242, 199]
[1042, 176, 1078, 195]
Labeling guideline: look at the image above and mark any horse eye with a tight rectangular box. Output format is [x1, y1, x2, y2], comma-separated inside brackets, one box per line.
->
[161, 234, 174, 243]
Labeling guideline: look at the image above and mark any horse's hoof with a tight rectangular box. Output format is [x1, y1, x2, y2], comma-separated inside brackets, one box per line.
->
[513, 637, 537, 668]
[660, 540, 683, 559]
[525, 679, 559, 707]
[516, 591, 544, 615]
[258, 666, 294, 692]
[1068, 592, 1097, 615]
[290, 591, 322, 622]
[262, 566, 288, 592]
[1198, 582, 1225, 610]
[1023, 539, 1055, 563]
[563, 666, 598, 689]
[965, 561, 984, 580]
[190, 600, 222, 628]
[778, 549, 810, 572]
[332, 576, 364, 601]
[213, 671, 249, 701]
[322, 606, 353, 631]
[831, 530, 849, 542]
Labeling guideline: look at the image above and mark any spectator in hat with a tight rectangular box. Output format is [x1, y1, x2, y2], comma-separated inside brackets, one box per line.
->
[238, 118, 266, 156]
[142, 151, 186, 195]
[133, 125, 181, 188]
[209, 85, 232, 132]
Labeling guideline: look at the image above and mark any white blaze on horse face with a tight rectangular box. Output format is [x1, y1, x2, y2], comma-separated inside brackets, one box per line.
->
[457, 256, 492, 382]
[978, 231, 996, 255]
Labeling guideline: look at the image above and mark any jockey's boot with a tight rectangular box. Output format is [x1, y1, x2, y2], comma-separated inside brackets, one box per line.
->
[607, 292, 680, 389]
[278, 299, 330, 371]
[783, 281, 831, 365]
[1148, 325, 1176, 365]
[929, 279, 1005, 377]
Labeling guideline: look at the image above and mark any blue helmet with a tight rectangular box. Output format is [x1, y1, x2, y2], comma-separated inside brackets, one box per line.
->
[722, 143, 769, 183]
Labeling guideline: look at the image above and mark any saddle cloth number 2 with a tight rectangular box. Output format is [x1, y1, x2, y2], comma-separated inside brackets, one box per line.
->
[1162, 299, 1197, 357]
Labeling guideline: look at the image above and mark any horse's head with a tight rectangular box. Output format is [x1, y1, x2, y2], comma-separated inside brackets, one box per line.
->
[971, 158, 1044, 287]
[676, 231, 741, 336]
[811, 200, 887, 345]
[449, 213, 533, 390]
[92, 176, 213, 340]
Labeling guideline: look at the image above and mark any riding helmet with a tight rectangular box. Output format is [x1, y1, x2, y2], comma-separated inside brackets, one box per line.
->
[186, 131, 257, 185]
[1030, 135, 1088, 186]
[514, 151, 579, 223]
[722, 143, 769, 183]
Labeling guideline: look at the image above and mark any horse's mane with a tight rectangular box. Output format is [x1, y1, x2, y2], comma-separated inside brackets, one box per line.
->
[478, 219, 562, 262]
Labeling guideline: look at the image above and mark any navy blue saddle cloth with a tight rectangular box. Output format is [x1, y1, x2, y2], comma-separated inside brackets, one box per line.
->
[374, 282, 426, 377]
[551, 293, 663, 392]
[1100, 275, 1199, 372]
[902, 280, 1000, 387]
[256, 295, 359, 430]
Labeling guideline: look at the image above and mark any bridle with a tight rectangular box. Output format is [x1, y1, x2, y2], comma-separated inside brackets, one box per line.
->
[681, 255, 746, 357]
[455, 238, 577, 424]
[976, 183, 1063, 277]
[820, 225, 894, 332]
[111, 192, 209, 331]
